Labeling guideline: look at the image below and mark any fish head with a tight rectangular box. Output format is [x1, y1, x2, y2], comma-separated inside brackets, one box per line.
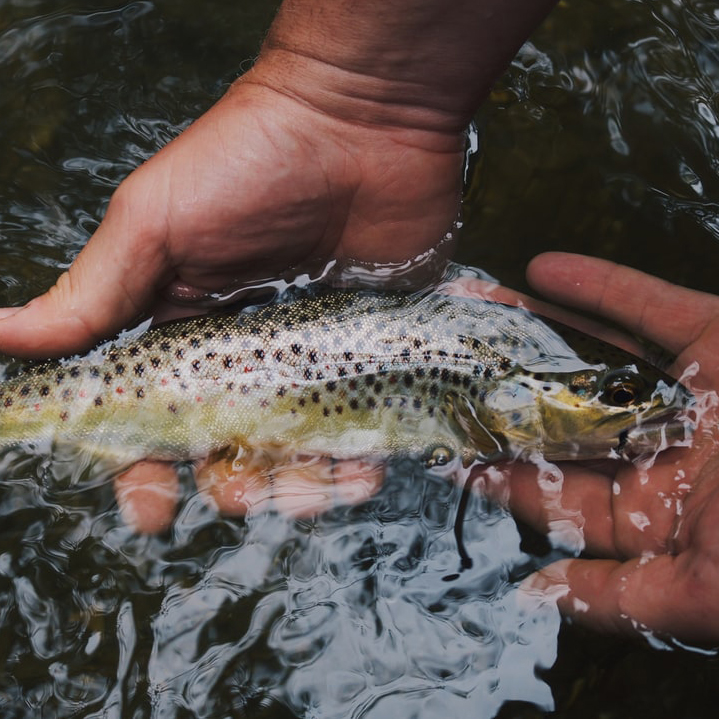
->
[467, 362, 694, 462]
[520, 363, 693, 460]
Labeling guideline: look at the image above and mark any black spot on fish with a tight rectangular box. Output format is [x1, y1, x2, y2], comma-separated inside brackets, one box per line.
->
[129, 346, 140, 357]
[429, 367, 440, 379]
[136, 388, 144, 399]
[206, 352, 216, 361]
[404, 374, 414, 388]
[384, 397, 393, 408]
[150, 357, 161, 368]
[69, 367, 80, 378]
[311, 392, 320, 404]
[226, 382, 234, 391]
[104, 374, 113, 385]
[484, 367, 493, 379]
[90, 368, 100, 378]
[115, 364, 125, 375]
[60, 411, 68, 422]
[308, 350, 318, 364]
[191, 360, 201, 372]
[277, 386, 286, 397]
[40, 386, 50, 396]
[3, 397, 12, 407]
[291, 343, 302, 355]
[325, 381, 337, 392]
[367, 397, 376, 409]
[499, 357, 512, 371]
[344, 351, 354, 361]
[56, 372, 65, 384]
[19, 385, 30, 396]
[303, 368, 313, 380]
[94, 396, 103, 406]
[62, 388, 71, 401]
[109, 352, 118, 362]
[190, 338, 200, 348]
[349, 398, 359, 410]
[255, 349, 265, 360]
[143, 340, 154, 350]
[338, 367, 347, 377]
[204, 331, 215, 340]
[323, 407, 330, 417]
[223, 356, 233, 369]
[413, 397, 422, 409]
[415, 367, 425, 378]
[365, 374, 376, 386]
[354, 362, 364, 374]
[168, 403, 177, 414]
[160, 341, 171, 352]
[134, 363, 144, 377]
[298, 398, 306, 407]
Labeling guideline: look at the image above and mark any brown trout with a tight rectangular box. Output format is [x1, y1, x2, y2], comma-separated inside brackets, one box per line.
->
[0, 288, 692, 467]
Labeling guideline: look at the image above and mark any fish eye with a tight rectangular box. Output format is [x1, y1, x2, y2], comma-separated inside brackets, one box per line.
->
[600, 371, 644, 407]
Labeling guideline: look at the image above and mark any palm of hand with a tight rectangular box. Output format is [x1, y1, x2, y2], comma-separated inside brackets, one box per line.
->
[512, 254, 719, 646]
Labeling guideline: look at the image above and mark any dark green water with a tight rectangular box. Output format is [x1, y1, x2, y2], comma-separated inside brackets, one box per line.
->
[1, 1, 719, 717]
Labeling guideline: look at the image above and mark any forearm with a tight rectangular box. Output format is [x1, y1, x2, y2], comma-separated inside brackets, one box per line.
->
[251, 0, 558, 133]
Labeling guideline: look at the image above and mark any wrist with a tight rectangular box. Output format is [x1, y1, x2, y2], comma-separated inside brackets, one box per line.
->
[240, 49, 470, 146]
[247, 0, 558, 137]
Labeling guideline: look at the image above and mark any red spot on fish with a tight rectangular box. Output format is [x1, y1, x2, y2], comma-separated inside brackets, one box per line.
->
[228, 400, 235, 407]
[196, 396, 203, 403]
[34, 403, 40, 411]
[244, 366, 253, 373]
[116, 387, 124, 394]
[161, 378, 168, 386]
[79, 390, 87, 398]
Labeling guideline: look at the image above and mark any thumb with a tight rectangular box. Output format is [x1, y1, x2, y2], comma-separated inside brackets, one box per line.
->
[0, 206, 171, 358]
[520, 554, 709, 644]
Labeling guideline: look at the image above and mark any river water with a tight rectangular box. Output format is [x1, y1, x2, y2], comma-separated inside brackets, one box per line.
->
[1, 1, 718, 717]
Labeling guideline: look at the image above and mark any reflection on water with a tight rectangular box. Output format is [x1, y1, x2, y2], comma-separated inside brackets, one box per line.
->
[0, 451, 560, 717]
[1, 0, 719, 717]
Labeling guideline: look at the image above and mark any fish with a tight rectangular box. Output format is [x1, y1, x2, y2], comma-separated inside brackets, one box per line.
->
[0, 286, 692, 468]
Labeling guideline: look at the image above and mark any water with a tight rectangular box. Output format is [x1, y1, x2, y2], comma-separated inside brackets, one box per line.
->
[1, 1, 719, 717]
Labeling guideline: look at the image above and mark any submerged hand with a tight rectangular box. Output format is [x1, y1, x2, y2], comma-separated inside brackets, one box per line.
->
[496, 252, 719, 646]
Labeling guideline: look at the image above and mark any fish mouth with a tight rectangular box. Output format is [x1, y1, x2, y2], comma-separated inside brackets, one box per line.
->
[620, 413, 694, 456]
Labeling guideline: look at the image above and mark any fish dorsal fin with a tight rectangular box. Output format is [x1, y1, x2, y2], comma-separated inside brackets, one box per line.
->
[444, 392, 506, 464]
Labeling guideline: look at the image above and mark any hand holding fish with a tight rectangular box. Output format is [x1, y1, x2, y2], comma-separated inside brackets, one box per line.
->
[0, 0, 559, 359]
[499, 252, 719, 647]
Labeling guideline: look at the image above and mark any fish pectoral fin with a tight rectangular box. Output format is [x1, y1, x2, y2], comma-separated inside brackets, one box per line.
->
[444, 392, 506, 463]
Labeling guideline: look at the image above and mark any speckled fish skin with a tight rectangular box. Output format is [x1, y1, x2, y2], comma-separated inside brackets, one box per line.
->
[0, 288, 692, 465]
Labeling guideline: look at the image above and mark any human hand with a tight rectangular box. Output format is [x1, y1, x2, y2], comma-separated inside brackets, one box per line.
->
[488, 252, 719, 647]
[0, 65, 464, 359]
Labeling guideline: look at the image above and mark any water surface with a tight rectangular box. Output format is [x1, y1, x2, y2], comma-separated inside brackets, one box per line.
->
[1, 1, 719, 717]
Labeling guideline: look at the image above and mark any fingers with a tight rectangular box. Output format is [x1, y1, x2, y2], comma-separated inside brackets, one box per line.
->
[114, 460, 181, 534]
[526, 252, 719, 357]
[522, 551, 719, 644]
[479, 446, 697, 559]
[113, 452, 385, 533]
[195, 448, 384, 518]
